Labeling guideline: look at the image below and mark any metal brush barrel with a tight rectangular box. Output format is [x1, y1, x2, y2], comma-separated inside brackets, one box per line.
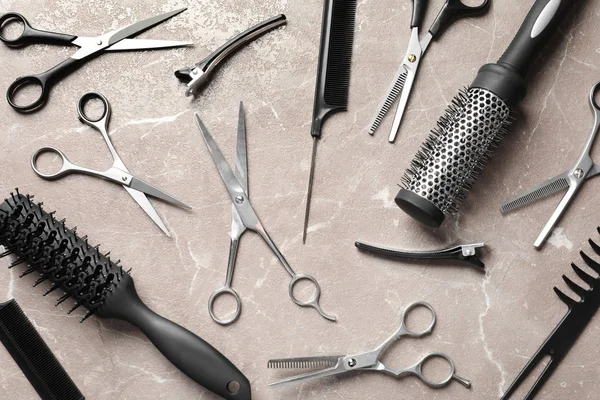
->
[396, 87, 513, 227]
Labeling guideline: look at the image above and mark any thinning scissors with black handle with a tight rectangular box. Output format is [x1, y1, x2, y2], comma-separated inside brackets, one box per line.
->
[196, 102, 336, 326]
[501, 82, 600, 248]
[31, 92, 190, 237]
[368, 0, 490, 143]
[0, 9, 192, 113]
[268, 301, 470, 390]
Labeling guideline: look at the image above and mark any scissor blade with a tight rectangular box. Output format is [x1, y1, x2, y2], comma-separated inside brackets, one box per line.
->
[268, 356, 343, 370]
[534, 183, 580, 249]
[195, 114, 246, 204]
[106, 8, 187, 47]
[268, 357, 346, 387]
[123, 186, 170, 237]
[368, 66, 408, 135]
[106, 38, 193, 51]
[129, 177, 191, 209]
[235, 102, 249, 196]
[388, 66, 417, 143]
[500, 171, 570, 214]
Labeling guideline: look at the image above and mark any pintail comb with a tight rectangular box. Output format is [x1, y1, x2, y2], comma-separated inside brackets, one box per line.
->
[0, 191, 252, 400]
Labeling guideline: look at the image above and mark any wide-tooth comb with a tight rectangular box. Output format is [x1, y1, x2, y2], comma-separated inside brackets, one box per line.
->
[267, 356, 341, 370]
[0, 190, 251, 400]
[501, 228, 600, 400]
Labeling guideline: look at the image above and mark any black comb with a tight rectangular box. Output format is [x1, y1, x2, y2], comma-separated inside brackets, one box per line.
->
[0, 299, 84, 400]
[302, 0, 357, 243]
[0, 191, 251, 400]
[502, 228, 600, 399]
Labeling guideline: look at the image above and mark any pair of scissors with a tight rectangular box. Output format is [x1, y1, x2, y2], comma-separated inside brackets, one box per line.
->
[268, 301, 470, 389]
[0, 9, 192, 113]
[368, 0, 490, 143]
[31, 92, 191, 237]
[195, 102, 336, 326]
[501, 82, 600, 248]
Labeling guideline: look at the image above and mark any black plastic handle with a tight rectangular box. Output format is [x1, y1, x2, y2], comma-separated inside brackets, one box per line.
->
[498, 0, 576, 77]
[100, 276, 251, 400]
[411, 0, 428, 28]
[6, 57, 81, 113]
[429, 0, 491, 38]
[0, 13, 76, 48]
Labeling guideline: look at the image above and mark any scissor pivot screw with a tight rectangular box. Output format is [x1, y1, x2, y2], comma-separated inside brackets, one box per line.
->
[96, 40, 102, 45]
[122, 176, 127, 182]
[408, 54, 417, 63]
[574, 169, 585, 179]
[347, 358, 357, 368]
[235, 196, 244, 204]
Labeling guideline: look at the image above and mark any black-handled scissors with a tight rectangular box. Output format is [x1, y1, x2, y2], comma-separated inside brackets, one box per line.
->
[368, 0, 491, 142]
[31, 92, 191, 236]
[0, 10, 192, 113]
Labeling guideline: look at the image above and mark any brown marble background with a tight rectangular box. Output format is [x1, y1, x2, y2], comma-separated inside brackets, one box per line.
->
[1, 0, 599, 399]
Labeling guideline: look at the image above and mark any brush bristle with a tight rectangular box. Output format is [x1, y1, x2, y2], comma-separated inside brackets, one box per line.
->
[0, 192, 127, 322]
[323, 0, 357, 107]
[401, 87, 515, 215]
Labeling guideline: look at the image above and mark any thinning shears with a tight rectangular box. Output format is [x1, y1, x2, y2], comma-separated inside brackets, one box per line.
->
[196, 103, 336, 326]
[31, 92, 191, 237]
[501, 82, 600, 248]
[368, 0, 490, 143]
[0, 9, 192, 113]
[268, 301, 470, 390]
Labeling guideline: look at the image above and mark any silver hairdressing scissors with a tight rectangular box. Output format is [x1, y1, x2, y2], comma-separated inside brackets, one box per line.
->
[501, 82, 600, 248]
[31, 92, 190, 237]
[195, 102, 336, 326]
[268, 301, 470, 390]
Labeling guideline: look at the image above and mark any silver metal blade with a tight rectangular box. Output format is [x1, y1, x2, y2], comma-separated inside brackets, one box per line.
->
[235, 102, 249, 196]
[500, 171, 570, 214]
[123, 186, 170, 237]
[368, 66, 408, 135]
[534, 183, 581, 248]
[106, 38, 192, 51]
[106, 8, 187, 47]
[195, 114, 246, 205]
[268, 356, 343, 370]
[387, 28, 422, 143]
[269, 357, 346, 387]
[129, 177, 191, 209]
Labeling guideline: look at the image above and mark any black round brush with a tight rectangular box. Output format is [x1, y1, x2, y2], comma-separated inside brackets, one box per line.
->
[0, 191, 251, 400]
[396, 0, 580, 228]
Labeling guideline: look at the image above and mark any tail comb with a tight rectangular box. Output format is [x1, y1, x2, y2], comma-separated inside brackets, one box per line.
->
[501, 229, 600, 399]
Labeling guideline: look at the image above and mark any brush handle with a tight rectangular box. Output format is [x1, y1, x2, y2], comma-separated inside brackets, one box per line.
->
[498, 0, 576, 77]
[99, 275, 251, 400]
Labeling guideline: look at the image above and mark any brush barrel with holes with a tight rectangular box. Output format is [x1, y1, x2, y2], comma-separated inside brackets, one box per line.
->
[0, 192, 251, 400]
[395, 0, 578, 228]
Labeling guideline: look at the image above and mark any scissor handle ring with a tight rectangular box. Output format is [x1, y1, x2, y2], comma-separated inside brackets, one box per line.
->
[400, 301, 437, 337]
[78, 92, 111, 126]
[208, 287, 242, 326]
[30, 146, 72, 180]
[414, 352, 456, 389]
[0, 13, 31, 47]
[289, 274, 337, 321]
[589, 82, 600, 111]
[448, 0, 491, 13]
[7, 75, 49, 113]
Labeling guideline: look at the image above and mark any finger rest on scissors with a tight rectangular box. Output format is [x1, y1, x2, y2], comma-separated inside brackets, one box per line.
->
[30, 147, 75, 180]
[289, 274, 337, 322]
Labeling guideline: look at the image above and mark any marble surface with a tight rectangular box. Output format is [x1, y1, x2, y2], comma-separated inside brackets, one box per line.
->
[1, 0, 600, 399]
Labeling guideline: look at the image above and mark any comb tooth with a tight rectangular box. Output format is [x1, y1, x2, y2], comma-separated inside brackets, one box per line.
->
[80, 310, 94, 323]
[588, 239, 600, 257]
[554, 287, 577, 307]
[43, 284, 60, 296]
[55, 292, 71, 306]
[19, 267, 37, 277]
[67, 302, 82, 314]
[562, 275, 588, 300]
[580, 251, 600, 274]
[0, 249, 14, 258]
[9, 258, 27, 268]
[33, 276, 48, 287]
[571, 263, 597, 287]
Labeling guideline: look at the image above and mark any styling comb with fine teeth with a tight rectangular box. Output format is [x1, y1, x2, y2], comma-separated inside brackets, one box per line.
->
[502, 228, 600, 400]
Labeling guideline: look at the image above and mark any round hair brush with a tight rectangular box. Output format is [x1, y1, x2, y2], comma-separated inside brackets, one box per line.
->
[0, 191, 251, 400]
[396, 0, 580, 228]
